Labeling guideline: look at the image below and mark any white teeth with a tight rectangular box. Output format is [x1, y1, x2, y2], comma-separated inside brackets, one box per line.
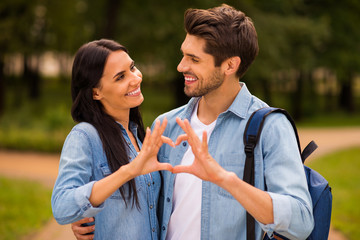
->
[185, 76, 197, 81]
[126, 88, 140, 96]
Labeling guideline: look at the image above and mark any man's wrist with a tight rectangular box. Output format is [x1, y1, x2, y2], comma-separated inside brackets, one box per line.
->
[214, 169, 237, 190]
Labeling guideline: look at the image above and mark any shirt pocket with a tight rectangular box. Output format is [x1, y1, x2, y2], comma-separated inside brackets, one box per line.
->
[99, 163, 143, 199]
[216, 152, 245, 199]
[158, 153, 170, 163]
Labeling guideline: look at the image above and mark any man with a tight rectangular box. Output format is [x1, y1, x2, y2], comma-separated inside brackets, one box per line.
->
[72, 4, 314, 239]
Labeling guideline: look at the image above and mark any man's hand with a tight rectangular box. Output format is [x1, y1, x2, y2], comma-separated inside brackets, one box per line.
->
[71, 218, 95, 240]
[172, 117, 228, 185]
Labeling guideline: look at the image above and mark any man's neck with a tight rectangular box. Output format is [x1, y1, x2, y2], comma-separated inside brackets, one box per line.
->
[197, 80, 241, 125]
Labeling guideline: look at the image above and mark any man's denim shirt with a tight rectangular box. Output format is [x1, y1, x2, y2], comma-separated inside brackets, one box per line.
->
[156, 83, 314, 240]
[51, 122, 160, 240]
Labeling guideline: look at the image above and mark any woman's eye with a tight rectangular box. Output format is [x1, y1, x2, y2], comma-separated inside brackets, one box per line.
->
[131, 65, 136, 71]
[116, 74, 124, 81]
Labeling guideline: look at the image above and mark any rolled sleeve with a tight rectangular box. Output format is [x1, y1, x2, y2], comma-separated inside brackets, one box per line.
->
[74, 181, 105, 218]
[259, 113, 314, 239]
[259, 192, 292, 237]
[52, 128, 104, 224]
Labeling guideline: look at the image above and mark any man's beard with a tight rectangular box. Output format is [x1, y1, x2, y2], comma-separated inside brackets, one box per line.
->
[184, 69, 224, 97]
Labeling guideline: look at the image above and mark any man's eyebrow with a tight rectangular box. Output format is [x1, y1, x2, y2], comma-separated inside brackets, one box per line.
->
[180, 49, 200, 60]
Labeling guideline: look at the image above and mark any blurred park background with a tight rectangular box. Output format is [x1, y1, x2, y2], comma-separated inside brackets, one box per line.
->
[0, 0, 359, 239]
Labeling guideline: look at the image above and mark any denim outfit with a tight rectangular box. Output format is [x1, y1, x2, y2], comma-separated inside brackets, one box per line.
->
[51, 122, 160, 240]
[156, 83, 314, 240]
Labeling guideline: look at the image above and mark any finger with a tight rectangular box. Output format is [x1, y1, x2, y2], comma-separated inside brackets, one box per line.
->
[202, 131, 208, 149]
[142, 127, 151, 146]
[174, 134, 188, 145]
[159, 117, 168, 134]
[172, 165, 193, 174]
[150, 120, 163, 144]
[157, 162, 174, 172]
[74, 232, 94, 240]
[183, 119, 201, 145]
[161, 136, 175, 147]
[176, 117, 187, 132]
[73, 225, 95, 235]
[71, 218, 94, 228]
[152, 119, 161, 136]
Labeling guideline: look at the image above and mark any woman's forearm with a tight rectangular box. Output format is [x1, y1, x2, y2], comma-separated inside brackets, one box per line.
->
[89, 164, 134, 207]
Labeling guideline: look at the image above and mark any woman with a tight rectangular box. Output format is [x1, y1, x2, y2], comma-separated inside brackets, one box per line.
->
[51, 39, 173, 240]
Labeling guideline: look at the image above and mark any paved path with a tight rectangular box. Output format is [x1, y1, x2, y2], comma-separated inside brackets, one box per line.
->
[1, 127, 360, 240]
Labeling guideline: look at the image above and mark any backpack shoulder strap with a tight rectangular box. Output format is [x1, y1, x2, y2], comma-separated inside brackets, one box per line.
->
[243, 107, 318, 240]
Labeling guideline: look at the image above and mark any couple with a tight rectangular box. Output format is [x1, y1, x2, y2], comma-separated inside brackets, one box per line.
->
[51, 4, 314, 240]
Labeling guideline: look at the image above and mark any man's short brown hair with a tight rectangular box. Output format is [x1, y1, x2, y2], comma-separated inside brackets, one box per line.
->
[184, 4, 259, 78]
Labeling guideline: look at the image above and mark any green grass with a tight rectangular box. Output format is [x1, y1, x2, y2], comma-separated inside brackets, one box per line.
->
[307, 147, 360, 239]
[297, 112, 360, 127]
[0, 177, 53, 240]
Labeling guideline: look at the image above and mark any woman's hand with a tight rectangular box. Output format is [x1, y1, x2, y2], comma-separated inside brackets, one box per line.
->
[128, 118, 174, 177]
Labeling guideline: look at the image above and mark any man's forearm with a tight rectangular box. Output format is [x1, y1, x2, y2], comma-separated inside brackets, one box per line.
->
[215, 170, 274, 225]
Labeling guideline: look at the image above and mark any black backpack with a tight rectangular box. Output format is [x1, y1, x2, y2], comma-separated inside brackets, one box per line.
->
[243, 107, 332, 240]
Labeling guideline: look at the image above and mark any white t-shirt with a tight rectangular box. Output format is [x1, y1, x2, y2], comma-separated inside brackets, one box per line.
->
[166, 102, 217, 240]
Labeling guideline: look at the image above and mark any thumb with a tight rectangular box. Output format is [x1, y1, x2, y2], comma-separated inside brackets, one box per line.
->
[172, 165, 192, 174]
[157, 163, 173, 172]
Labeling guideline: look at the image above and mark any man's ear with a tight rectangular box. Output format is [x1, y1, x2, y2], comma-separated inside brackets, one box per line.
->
[92, 88, 102, 100]
[223, 56, 241, 75]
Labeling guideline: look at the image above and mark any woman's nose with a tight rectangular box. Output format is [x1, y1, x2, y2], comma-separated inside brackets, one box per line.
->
[131, 70, 142, 85]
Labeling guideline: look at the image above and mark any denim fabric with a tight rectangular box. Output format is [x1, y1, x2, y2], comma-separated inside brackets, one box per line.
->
[51, 122, 160, 240]
[156, 83, 314, 240]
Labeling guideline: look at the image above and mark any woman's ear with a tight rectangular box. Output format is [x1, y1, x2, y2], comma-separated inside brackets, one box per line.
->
[92, 88, 102, 100]
[224, 56, 241, 75]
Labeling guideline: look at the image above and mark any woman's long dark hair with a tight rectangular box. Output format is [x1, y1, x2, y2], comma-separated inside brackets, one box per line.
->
[71, 39, 145, 208]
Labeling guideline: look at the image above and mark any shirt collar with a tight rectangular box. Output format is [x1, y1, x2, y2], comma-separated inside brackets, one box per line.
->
[179, 82, 252, 120]
[226, 82, 252, 119]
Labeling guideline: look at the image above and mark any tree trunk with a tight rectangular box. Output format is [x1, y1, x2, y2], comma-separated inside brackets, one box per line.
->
[103, 0, 122, 38]
[260, 77, 272, 106]
[291, 71, 305, 121]
[23, 55, 41, 100]
[0, 55, 5, 116]
[339, 71, 355, 113]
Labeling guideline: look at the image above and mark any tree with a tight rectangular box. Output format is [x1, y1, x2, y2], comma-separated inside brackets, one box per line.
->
[304, 0, 360, 113]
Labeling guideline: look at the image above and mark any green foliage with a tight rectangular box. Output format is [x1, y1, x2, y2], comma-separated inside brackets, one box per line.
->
[0, 79, 175, 152]
[0, 79, 74, 152]
[308, 148, 360, 239]
[0, 177, 52, 240]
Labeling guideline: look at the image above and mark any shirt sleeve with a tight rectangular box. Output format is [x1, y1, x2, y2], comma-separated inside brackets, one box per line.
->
[51, 129, 104, 225]
[258, 113, 314, 239]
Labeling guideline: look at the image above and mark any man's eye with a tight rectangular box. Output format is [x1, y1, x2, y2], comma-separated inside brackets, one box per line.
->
[192, 58, 199, 63]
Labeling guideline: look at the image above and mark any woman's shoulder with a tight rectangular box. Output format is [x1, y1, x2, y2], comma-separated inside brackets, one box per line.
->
[69, 122, 100, 139]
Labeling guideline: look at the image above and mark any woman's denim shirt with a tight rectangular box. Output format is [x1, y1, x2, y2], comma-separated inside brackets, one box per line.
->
[51, 121, 160, 240]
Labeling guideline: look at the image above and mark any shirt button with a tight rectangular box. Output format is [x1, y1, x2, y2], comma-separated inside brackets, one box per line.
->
[150, 205, 153, 209]
[166, 197, 170, 202]
[148, 182, 151, 186]
[183, 142, 187, 147]
[162, 226, 166, 231]
[152, 228, 155, 232]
